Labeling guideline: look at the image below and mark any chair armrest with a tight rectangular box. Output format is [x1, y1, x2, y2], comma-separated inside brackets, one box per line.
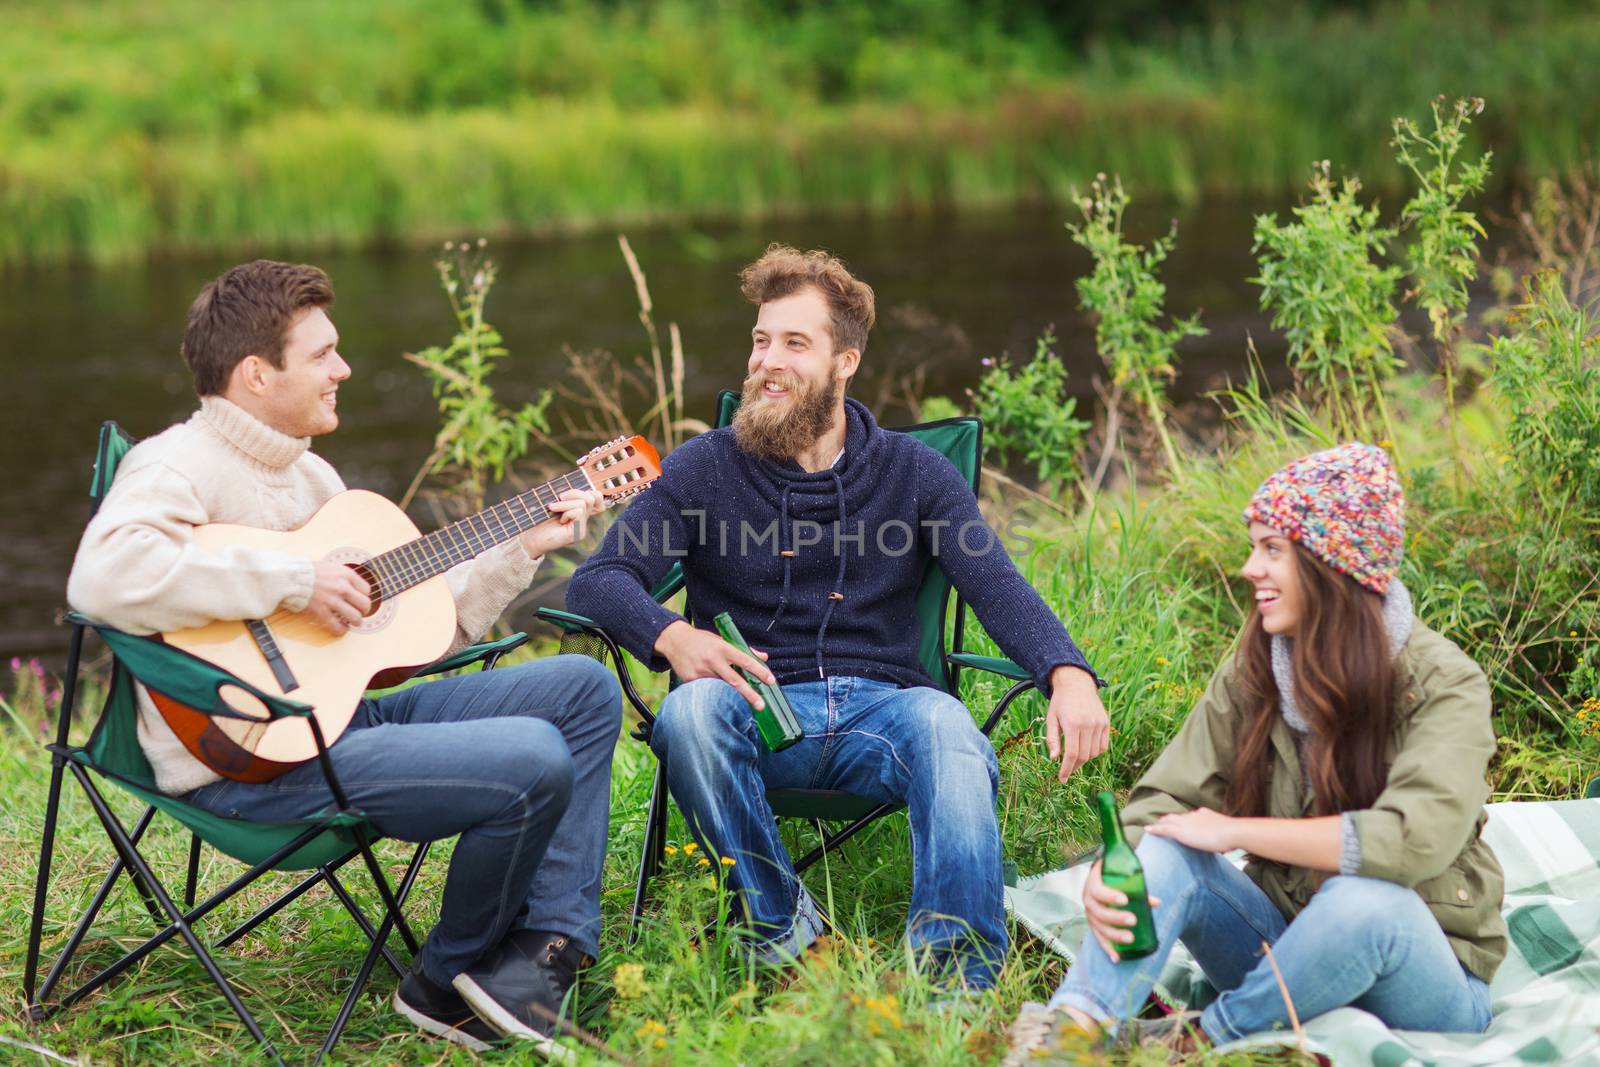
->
[946, 652, 1031, 682]
[535, 607, 606, 635]
[70, 612, 313, 723]
[412, 632, 529, 678]
[532, 608, 659, 730]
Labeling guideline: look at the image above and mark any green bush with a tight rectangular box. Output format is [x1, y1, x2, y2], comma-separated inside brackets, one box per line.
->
[971, 328, 1091, 491]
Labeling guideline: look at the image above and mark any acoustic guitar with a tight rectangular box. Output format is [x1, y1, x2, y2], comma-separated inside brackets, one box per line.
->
[153, 435, 660, 782]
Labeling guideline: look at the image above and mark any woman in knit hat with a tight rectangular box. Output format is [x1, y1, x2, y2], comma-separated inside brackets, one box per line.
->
[1008, 443, 1506, 1058]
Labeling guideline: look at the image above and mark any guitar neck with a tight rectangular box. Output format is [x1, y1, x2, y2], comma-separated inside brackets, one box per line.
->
[365, 470, 591, 598]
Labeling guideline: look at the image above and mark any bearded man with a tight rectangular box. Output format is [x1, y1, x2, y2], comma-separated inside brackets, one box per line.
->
[565, 245, 1107, 990]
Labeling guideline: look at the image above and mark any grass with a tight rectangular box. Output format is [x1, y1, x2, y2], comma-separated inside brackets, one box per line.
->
[5, 0, 1600, 265]
[5, 366, 1594, 1064]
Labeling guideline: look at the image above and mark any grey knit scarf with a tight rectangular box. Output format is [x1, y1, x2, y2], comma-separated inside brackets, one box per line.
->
[1271, 576, 1414, 733]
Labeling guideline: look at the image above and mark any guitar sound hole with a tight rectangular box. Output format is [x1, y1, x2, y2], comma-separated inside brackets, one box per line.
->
[324, 549, 396, 633]
[350, 562, 383, 615]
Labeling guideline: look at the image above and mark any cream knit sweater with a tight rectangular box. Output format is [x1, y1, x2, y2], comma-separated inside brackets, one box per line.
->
[67, 396, 541, 794]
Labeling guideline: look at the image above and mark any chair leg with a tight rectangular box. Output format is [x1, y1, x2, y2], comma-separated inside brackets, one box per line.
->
[24, 752, 70, 1011]
[323, 867, 405, 980]
[26, 623, 86, 1009]
[74, 765, 285, 1066]
[50, 812, 327, 1017]
[33, 806, 159, 1011]
[627, 763, 669, 946]
[790, 803, 897, 876]
[318, 842, 430, 1063]
[215, 863, 338, 950]
[184, 834, 202, 909]
[352, 833, 419, 955]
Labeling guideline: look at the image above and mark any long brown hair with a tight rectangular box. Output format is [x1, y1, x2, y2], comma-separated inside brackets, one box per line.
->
[1224, 544, 1395, 818]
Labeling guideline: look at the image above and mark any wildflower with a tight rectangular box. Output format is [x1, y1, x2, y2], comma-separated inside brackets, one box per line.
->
[720, 856, 736, 867]
[862, 994, 903, 1031]
[635, 1018, 668, 1050]
[614, 962, 649, 999]
[980, 357, 993, 367]
[664, 845, 678, 856]
[1377, 439, 1394, 449]
[683, 842, 698, 855]
[1155, 656, 1169, 666]
[698, 857, 711, 867]
[1570, 631, 1579, 637]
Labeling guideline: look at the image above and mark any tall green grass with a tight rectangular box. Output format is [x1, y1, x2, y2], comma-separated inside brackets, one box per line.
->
[5, 0, 1600, 265]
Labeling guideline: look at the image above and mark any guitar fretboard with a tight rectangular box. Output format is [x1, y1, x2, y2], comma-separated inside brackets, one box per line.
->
[363, 471, 589, 599]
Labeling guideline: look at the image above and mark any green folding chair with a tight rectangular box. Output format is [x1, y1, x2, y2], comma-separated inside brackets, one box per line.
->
[24, 421, 528, 1065]
[539, 390, 1042, 943]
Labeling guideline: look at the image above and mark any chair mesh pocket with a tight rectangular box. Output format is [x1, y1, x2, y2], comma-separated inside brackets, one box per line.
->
[559, 632, 610, 664]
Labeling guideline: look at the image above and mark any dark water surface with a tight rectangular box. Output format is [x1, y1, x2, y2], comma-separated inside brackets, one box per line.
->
[3, 200, 1502, 662]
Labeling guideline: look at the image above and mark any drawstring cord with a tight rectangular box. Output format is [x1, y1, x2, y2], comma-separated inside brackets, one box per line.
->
[813, 470, 848, 678]
[766, 484, 794, 632]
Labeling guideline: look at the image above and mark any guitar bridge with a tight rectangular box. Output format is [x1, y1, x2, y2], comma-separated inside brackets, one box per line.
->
[245, 619, 300, 694]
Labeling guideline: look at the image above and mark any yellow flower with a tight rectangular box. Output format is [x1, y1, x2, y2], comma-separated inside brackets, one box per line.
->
[683, 842, 698, 855]
[634, 1019, 668, 1050]
[1155, 656, 1169, 666]
[664, 845, 678, 856]
[1377, 439, 1394, 448]
[614, 962, 650, 999]
[1570, 631, 1579, 637]
[698, 857, 711, 867]
[720, 856, 736, 866]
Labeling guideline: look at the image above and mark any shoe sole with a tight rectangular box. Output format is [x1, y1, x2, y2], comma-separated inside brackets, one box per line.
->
[391, 989, 493, 1053]
[451, 973, 575, 1064]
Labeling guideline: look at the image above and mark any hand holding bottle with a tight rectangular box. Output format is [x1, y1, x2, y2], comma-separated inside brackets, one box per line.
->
[1083, 859, 1162, 963]
[1086, 790, 1161, 962]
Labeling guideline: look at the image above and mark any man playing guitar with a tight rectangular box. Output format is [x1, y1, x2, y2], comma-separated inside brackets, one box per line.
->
[67, 260, 619, 1058]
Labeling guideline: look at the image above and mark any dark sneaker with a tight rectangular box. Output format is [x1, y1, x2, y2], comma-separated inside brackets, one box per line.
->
[452, 928, 592, 1061]
[392, 959, 502, 1052]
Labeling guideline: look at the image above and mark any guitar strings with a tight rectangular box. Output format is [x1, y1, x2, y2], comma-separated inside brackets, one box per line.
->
[250, 454, 639, 633]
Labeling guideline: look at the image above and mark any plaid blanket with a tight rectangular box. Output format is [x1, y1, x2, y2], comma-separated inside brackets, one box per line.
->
[1004, 799, 1600, 1066]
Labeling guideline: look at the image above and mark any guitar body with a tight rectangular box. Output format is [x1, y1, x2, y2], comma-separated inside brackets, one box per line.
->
[153, 433, 661, 783]
[158, 489, 457, 781]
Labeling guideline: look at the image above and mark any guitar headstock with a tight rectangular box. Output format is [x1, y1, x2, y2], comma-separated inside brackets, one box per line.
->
[578, 435, 662, 505]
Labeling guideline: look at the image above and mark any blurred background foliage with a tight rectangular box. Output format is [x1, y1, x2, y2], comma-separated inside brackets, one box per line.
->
[5, 0, 1599, 265]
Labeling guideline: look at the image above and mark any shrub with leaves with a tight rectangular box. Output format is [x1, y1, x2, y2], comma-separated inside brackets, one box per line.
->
[1393, 95, 1492, 481]
[971, 328, 1090, 489]
[402, 239, 551, 515]
[1252, 162, 1403, 441]
[1490, 270, 1600, 519]
[1069, 174, 1205, 476]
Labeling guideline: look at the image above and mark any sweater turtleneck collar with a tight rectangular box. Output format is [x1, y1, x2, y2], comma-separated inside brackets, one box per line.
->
[196, 395, 311, 471]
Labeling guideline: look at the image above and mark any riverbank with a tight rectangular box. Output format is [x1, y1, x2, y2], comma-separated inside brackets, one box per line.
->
[5, 0, 1600, 265]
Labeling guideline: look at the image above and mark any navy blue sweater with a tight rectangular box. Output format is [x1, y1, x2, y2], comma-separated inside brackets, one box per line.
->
[566, 399, 1096, 695]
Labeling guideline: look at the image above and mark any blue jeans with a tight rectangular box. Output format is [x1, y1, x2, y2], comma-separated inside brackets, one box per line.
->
[185, 655, 621, 987]
[650, 674, 1006, 987]
[1051, 836, 1493, 1040]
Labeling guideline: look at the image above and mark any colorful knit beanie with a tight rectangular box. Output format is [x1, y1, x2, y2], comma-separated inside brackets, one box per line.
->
[1243, 442, 1405, 594]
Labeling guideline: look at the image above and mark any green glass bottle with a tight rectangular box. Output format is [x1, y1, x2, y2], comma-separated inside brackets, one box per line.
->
[1095, 790, 1158, 959]
[712, 612, 803, 751]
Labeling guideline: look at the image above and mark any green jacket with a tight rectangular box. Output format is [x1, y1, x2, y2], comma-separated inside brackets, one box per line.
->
[1122, 620, 1508, 982]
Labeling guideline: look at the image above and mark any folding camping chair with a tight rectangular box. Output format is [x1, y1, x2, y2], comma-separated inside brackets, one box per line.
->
[23, 421, 528, 1064]
[538, 390, 1044, 943]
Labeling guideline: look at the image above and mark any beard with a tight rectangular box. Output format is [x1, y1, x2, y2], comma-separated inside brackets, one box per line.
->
[732, 365, 842, 462]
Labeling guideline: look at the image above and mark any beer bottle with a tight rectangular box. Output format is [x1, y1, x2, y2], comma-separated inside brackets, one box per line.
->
[713, 612, 803, 751]
[1096, 790, 1157, 959]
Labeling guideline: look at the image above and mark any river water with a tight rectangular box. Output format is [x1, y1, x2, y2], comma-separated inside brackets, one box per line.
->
[3, 198, 1506, 662]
